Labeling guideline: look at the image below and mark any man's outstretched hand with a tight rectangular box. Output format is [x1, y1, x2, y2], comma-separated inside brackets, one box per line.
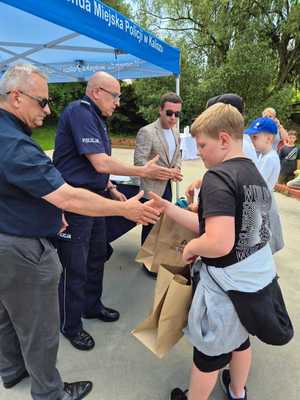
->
[143, 155, 176, 181]
[122, 191, 161, 225]
[148, 191, 171, 213]
[171, 167, 183, 182]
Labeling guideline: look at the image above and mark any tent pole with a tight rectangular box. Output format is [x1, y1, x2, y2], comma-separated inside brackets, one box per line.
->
[175, 75, 180, 200]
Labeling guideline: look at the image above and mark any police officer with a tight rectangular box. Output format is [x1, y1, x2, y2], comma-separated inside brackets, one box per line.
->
[0, 64, 160, 400]
[53, 71, 180, 351]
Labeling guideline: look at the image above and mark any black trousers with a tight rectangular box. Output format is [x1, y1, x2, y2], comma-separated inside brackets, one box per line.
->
[57, 212, 108, 337]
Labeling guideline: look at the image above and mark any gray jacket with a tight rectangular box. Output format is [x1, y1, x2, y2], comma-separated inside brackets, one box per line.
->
[134, 118, 181, 198]
[185, 245, 276, 356]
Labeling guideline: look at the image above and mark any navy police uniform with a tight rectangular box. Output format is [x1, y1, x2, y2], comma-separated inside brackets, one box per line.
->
[53, 95, 111, 338]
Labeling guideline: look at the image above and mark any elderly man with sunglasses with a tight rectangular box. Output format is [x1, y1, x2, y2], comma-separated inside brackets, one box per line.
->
[134, 92, 183, 276]
[52, 72, 179, 352]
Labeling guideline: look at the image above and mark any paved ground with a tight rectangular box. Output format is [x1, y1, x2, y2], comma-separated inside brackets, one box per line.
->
[1, 148, 299, 400]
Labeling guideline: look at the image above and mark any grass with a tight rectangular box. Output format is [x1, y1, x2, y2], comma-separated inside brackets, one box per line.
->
[33, 122, 300, 152]
[32, 124, 135, 151]
[32, 124, 56, 151]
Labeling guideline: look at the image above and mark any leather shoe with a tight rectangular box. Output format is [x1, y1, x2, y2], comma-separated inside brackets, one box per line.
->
[64, 330, 95, 351]
[83, 305, 120, 322]
[61, 381, 93, 400]
[3, 370, 29, 389]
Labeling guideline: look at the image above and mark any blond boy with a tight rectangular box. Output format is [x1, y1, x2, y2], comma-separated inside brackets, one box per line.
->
[151, 103, 278, 400]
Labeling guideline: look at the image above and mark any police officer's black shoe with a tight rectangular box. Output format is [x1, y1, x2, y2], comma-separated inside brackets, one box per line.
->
[61, 381, 93, 400]
[3, 370, 29, 389]
[64, 330, 95, 351]
[83, 305, 120, 322]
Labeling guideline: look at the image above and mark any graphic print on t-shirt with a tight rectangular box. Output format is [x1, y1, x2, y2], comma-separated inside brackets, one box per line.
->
[236, 184, 271, 261]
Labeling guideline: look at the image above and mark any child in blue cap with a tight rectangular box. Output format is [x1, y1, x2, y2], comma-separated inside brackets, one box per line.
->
[245, 117, 280, 190]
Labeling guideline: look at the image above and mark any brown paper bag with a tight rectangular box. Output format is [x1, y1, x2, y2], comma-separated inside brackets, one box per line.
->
[136, 214, 197, 273]
[132, 264, 192, 358]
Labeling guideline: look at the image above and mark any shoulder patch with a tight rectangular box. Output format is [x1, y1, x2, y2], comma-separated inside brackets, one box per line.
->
[80, 100, 91, 107]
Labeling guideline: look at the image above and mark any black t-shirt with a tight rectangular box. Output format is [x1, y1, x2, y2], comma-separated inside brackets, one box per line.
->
[198, 158, 272, 267]
[279, 145, 300, 176]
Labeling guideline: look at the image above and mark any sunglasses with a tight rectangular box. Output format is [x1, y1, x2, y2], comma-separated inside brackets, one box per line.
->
[7, 90, 50, 109]
[98, 87, 121, 102]
[165, 109, 181, 117]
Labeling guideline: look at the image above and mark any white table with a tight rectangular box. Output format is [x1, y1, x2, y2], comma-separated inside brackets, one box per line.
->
[180, 133, 199, 160]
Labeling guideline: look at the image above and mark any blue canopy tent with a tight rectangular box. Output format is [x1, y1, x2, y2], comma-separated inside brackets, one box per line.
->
[0, 0, 181, 197]
[0, 0, 180, 83]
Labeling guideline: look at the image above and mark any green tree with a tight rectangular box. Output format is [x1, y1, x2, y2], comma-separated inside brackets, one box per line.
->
[49, 82, 85, 122]
[105, 0, 131, 16]
[109, 82, 147, 134]
[132, 0, 300, 123]
[135, 0, 300, 88]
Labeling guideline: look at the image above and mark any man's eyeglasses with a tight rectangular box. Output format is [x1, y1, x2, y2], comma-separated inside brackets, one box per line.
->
[6, 90, 50, 109]
[165, 109, 181, 118]
[98, 87, 121, 102]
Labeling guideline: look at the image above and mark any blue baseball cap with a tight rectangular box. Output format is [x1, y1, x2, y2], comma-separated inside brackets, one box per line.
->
[244, 117, 277, 135]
